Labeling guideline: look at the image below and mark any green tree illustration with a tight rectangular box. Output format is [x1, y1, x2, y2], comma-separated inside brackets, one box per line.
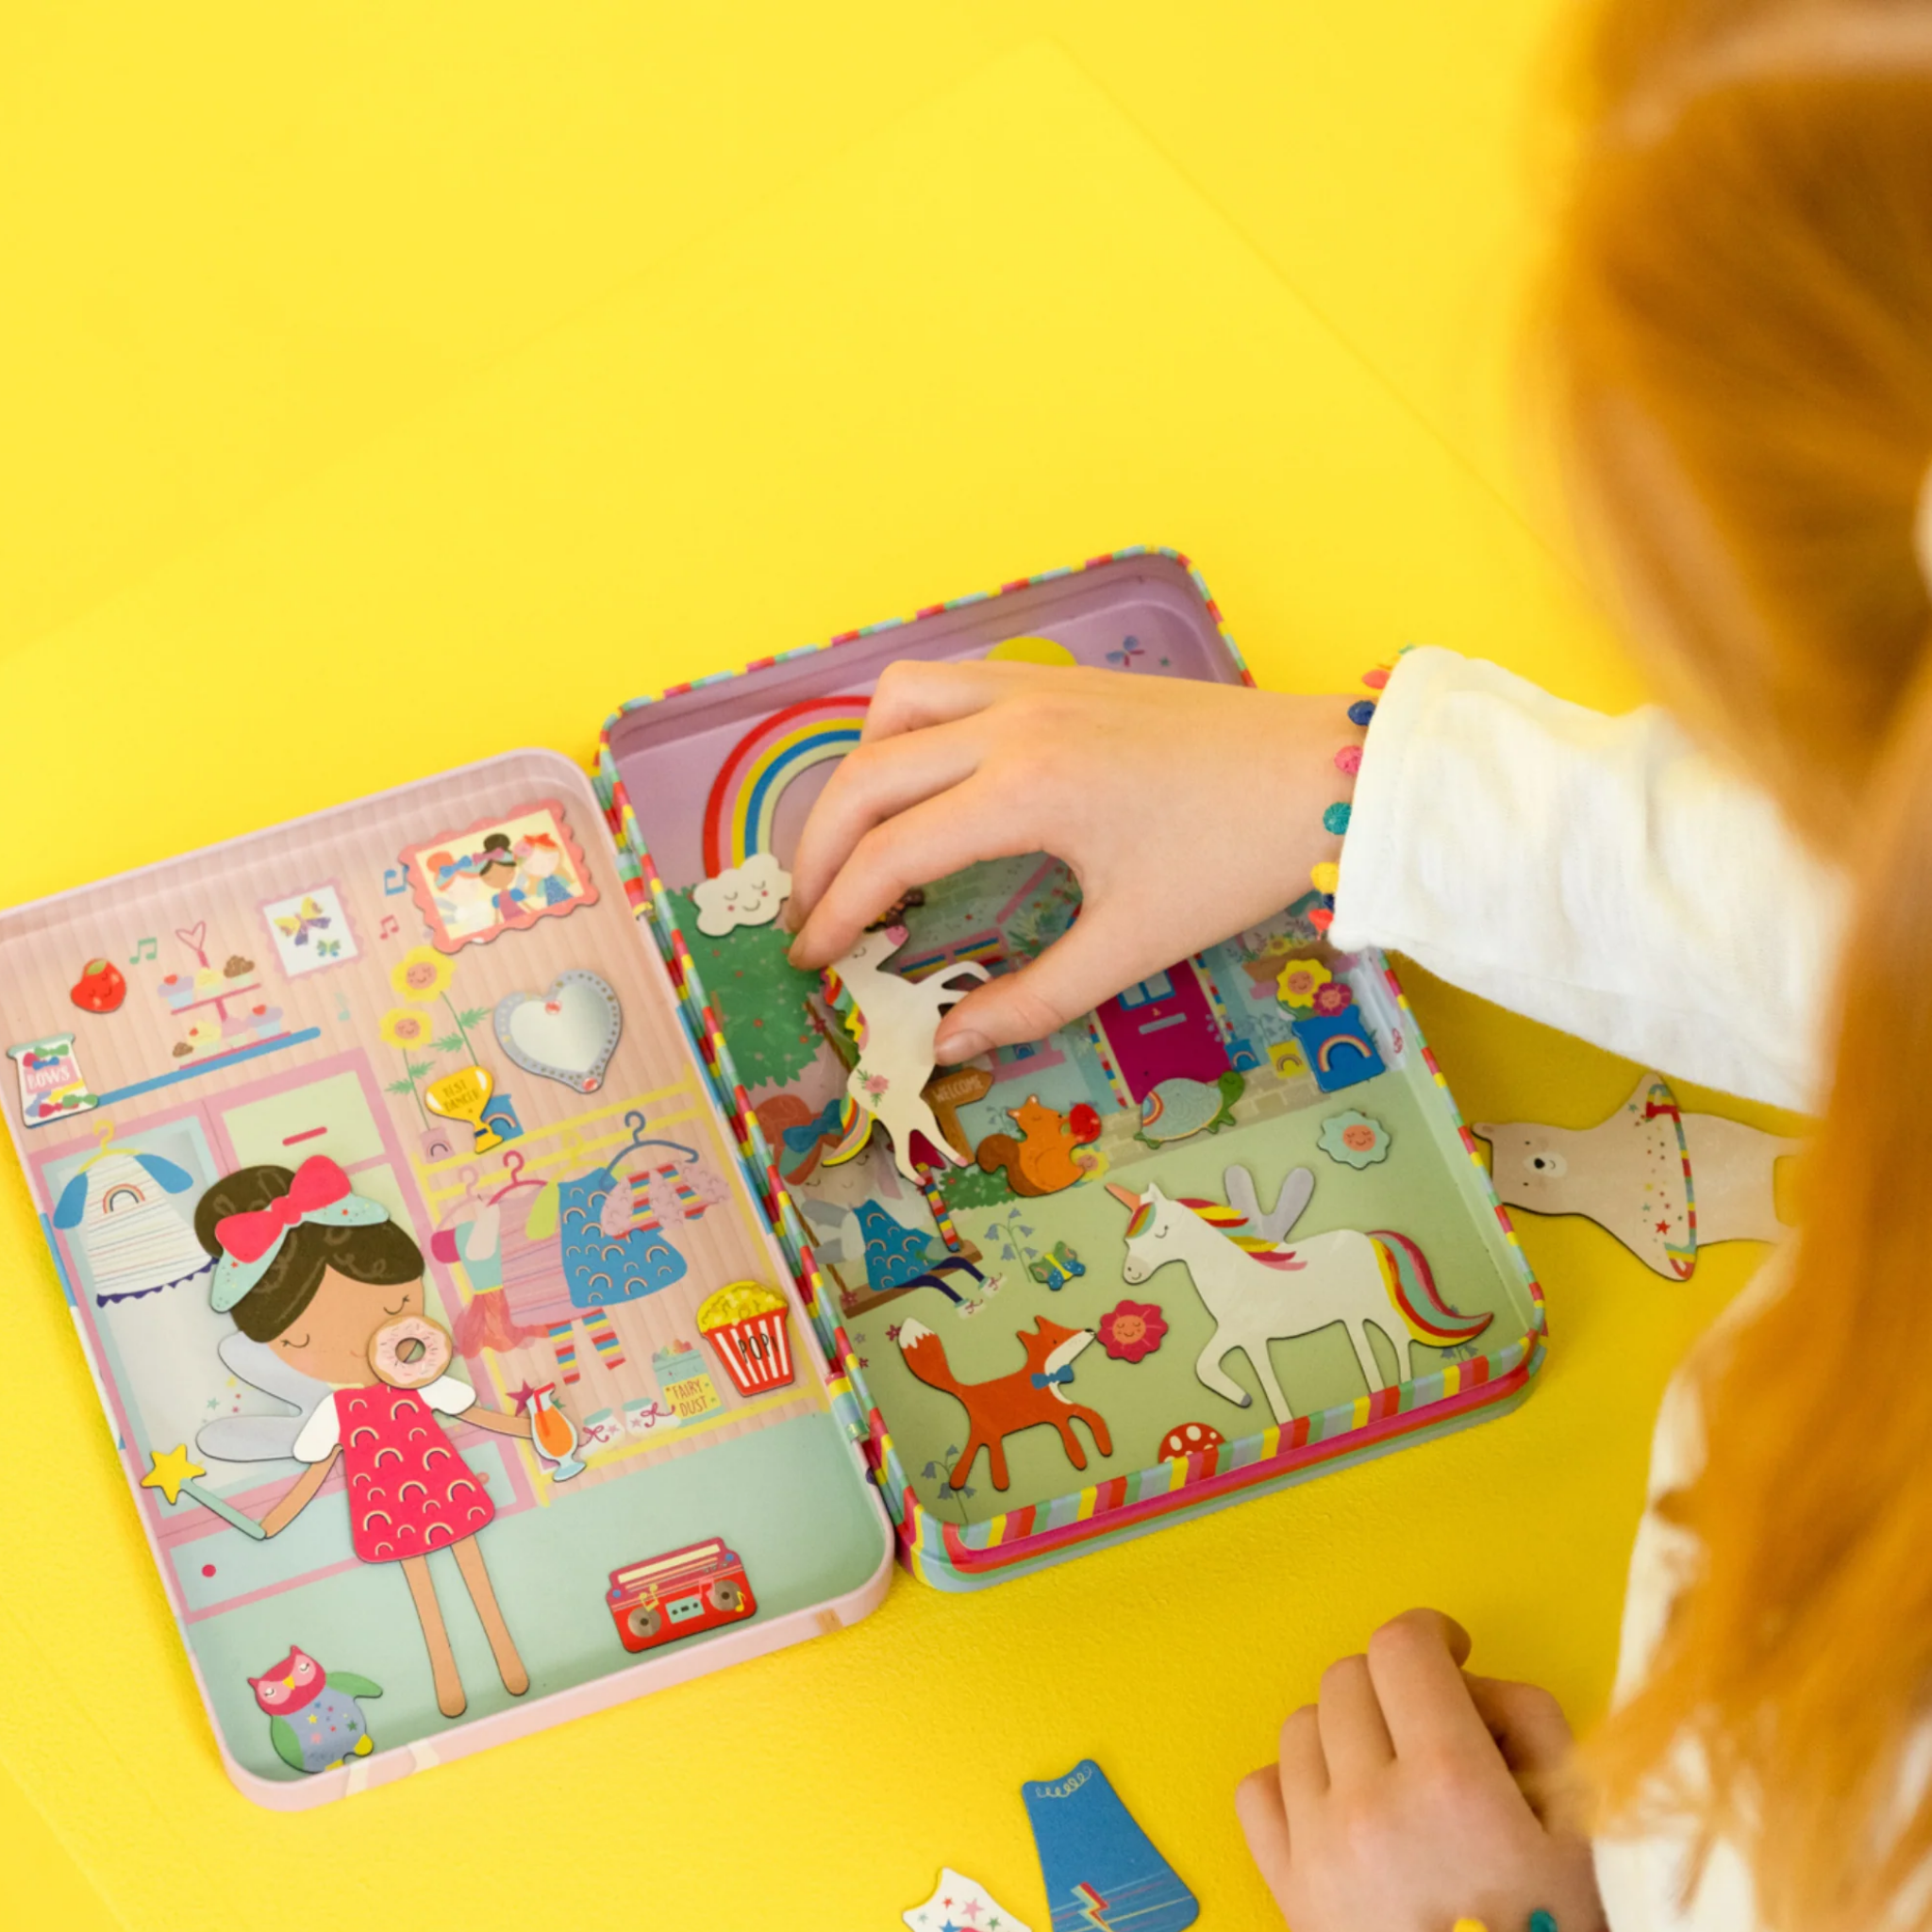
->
[934, 1162, 1012, 1212]
[667, 887, 822, 1091]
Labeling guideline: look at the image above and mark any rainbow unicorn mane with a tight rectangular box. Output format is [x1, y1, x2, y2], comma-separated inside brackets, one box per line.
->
[1178, 1197, 1305, 1270]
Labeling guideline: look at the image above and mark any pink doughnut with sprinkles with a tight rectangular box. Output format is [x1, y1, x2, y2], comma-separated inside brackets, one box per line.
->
[367, 1314, 453, 1390]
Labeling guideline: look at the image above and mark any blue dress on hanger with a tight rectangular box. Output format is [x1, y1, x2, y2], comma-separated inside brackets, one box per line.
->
[559, 1164, 688, 1307]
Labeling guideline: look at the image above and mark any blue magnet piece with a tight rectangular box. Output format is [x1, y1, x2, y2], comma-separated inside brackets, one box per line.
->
[1290, 1008, 1386, 1092]
[1022, 1758, 1198, 1932]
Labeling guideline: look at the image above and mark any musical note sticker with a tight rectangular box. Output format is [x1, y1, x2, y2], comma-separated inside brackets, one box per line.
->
[128, 937, 158, 964]
[382, 866, 408, 896]
[378, 914, 400, 940]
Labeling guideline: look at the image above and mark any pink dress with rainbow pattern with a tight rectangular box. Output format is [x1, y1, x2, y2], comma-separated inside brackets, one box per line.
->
[333, 1385, 494, 1562]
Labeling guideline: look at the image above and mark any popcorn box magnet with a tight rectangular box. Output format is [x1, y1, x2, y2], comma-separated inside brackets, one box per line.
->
[0, 546, 1544, 1807]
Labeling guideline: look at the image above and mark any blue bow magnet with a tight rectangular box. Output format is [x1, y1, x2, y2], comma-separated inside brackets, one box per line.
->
[1031, 1364, 1074, 1390]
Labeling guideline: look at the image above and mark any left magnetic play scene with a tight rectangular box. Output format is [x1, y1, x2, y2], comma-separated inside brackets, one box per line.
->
[0, 752, 889, 1807]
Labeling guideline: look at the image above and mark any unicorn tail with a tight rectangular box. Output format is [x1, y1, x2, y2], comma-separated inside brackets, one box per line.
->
[1371, 1230, 1492, 1346]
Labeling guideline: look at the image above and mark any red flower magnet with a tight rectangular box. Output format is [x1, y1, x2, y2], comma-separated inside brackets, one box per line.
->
[1098, 1298, 1167, 1364]
[70, 958, 126, 1015]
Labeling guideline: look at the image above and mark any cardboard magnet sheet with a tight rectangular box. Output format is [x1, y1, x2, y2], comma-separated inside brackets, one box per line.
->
[603, 553, 1545, 1572]
[0, 752, 888, 1807]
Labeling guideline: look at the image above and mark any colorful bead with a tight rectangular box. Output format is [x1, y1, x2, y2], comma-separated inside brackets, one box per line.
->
[1311, 670, 1380, 913]
[1529, 1915, 1558, 1932]
[1451, 1922, 1490, 1932]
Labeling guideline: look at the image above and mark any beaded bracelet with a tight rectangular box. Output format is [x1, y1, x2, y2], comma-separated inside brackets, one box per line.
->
[1306, 661, 1391, 935]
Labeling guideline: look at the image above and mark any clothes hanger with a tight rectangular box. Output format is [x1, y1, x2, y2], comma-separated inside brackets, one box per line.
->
[486, 1147, 549, 1204]
[615, 1108, 698, 1171]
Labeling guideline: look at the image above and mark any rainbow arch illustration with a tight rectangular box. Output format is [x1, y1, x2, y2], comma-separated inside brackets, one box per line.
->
[701, 694, 872, 875]
[1312, 1032, 1374, 1076]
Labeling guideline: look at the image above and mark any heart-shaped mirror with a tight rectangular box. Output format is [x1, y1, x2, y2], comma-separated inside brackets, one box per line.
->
[493, 971, 623, 1093]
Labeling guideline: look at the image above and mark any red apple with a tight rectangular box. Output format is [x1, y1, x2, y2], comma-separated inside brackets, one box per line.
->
[70, 958, 125, 1015]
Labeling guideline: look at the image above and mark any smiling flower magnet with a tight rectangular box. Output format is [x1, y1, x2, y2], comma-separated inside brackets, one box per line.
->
[494, 971, 623, 1093]
[1318, 1108, 1391, 1169]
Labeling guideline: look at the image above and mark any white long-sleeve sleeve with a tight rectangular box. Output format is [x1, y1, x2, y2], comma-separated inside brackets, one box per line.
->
[1328, 647, 1846, 1113]
[1329, 648, 1850, 1931]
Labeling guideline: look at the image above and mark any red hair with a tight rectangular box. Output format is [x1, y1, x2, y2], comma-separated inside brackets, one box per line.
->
[1548, 3, 1932, 1925]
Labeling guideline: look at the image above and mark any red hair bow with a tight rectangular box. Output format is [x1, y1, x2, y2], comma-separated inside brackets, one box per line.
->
[215, 1156, 355, 1263]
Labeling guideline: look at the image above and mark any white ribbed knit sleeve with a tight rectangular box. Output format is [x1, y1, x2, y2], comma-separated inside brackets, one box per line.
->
[1327, 647, 1843, 1113]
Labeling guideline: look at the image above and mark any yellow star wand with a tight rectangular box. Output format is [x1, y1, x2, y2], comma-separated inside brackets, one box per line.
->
[141, 1444, 269, 1540]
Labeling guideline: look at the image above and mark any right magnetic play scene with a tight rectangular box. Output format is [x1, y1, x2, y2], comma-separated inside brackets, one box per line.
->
[601, 550, 1547, 1587]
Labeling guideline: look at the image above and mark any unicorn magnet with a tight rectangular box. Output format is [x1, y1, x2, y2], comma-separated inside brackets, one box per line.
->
[820, 924, 989, 1184]
[1108, 1180, 1492, 1424]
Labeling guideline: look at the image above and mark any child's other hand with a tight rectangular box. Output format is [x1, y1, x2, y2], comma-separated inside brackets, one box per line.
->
[783, 659, 1361, 1061]
[1236, 1609, 1606, 1932]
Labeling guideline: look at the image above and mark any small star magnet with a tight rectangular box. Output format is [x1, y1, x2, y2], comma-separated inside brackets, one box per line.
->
[904, 1868, 1031, 1932]
[142, 1442, 207, 1506]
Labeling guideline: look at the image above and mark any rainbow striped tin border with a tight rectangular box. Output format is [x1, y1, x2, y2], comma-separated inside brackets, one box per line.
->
[593, 546, 1548, 1589]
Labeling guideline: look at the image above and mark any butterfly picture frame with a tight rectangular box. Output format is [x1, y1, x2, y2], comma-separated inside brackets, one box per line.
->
[259, 883, 360, 979]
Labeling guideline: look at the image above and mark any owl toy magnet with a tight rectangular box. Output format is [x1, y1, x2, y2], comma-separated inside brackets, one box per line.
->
[248, 1646, 383, 1774]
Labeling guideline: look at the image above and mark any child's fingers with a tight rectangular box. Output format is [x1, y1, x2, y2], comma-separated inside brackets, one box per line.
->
[1462, 1674, 1577, 1785]
[861, 658, 1052, 743]
[928, 901, 1149, 1061]
[785, 723, 985, 932]
[1276, 1702, 1328, 1806]
[1364, 1608, 1489, 1763]
[1317, 1653, 1396, 1783]
[786, 779, 1035, 971]
[1234, 1765, 1294, 1890]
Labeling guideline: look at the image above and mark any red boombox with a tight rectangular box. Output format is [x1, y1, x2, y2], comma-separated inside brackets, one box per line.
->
[606, 1538, 758, 1653]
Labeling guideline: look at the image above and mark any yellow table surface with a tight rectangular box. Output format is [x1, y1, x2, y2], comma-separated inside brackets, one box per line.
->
[0, 7, 1806, 1926]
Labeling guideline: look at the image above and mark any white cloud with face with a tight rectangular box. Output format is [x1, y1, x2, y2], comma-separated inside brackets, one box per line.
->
[692, 851, 792, 937]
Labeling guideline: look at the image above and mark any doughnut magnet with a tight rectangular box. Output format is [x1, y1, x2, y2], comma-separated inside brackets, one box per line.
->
[367, 1315, 455, 1390]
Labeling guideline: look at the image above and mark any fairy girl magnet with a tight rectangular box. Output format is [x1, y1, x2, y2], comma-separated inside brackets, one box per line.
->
[199, 1157, 541, 1721]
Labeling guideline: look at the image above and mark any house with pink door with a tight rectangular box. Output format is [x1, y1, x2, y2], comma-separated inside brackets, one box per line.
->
[1092, 963, 1231, 1104]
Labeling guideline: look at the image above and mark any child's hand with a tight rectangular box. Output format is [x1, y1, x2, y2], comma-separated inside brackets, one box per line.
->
[784, 659, 1362, 1061]
[1235, 1609, 1606, 1932]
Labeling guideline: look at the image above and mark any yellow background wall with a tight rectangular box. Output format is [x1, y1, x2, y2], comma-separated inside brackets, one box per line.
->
[0, 6, 1798, 1925]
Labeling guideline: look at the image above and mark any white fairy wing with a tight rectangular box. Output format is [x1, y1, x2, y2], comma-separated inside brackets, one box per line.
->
[194, 1332, 333, 1462]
